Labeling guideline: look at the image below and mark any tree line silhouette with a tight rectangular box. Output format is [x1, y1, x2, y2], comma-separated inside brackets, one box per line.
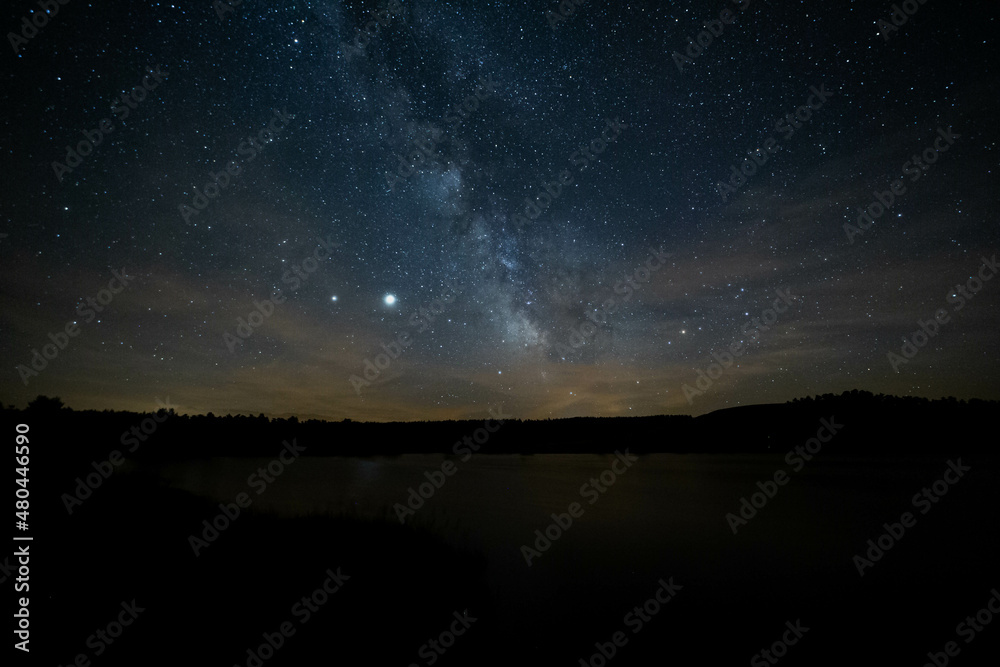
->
[3, 390, 994, 459]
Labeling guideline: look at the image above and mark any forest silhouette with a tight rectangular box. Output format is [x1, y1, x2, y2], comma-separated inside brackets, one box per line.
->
[4, 390, 995, 459]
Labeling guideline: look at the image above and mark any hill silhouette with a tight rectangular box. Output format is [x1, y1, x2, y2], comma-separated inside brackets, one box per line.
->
[2, 390, 995, 459]
[5, 390, 998, 666]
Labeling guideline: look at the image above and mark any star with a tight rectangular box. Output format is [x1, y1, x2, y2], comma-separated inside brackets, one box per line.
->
[0, 0, 994, 422]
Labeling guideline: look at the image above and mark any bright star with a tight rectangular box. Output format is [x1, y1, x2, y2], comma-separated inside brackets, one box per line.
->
[384, 294, 396, 306]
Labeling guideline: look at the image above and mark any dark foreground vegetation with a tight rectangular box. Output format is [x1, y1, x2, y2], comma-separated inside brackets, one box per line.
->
[9, 429, 1000, 666]
[3, 391, 998, 665]
[20, 469, 496, 666]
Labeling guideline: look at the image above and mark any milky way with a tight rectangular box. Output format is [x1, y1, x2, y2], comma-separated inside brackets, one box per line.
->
[2, 0, 998, 420]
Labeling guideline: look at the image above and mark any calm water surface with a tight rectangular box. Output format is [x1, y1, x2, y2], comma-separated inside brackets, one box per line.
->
[147, 453, 999, 644]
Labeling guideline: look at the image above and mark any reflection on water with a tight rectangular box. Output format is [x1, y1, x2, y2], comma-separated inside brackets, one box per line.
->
[147, 454, 997, 601]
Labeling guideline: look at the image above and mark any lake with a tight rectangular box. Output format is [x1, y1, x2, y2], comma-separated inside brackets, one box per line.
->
[146, 453, 1000, 665]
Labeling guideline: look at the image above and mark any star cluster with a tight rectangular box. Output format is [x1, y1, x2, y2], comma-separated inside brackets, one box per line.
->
[1, 0, 997, 420]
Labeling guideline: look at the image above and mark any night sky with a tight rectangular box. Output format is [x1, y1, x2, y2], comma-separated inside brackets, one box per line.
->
[2, 0, 997, 421]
